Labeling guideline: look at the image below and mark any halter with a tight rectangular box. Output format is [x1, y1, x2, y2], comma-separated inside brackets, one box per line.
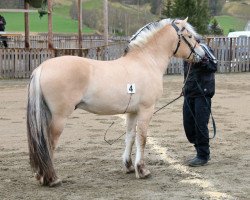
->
[171, 20, 201, 61]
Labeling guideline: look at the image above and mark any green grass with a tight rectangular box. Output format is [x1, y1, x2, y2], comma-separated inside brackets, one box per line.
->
[2, 0, 249, 36]
[215, 15, 248, 35]
[2, 5, 95, 34]
[82, 0, 103, 10]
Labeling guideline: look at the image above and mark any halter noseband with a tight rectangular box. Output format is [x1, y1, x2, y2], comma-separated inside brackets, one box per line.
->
[171, 20, 200, 61]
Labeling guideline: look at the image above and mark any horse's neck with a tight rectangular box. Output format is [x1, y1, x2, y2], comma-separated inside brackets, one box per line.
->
[126, 27, 176, 75]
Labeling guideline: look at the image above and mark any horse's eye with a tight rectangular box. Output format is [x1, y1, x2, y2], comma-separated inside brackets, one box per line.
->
[188, 35, 192, 38]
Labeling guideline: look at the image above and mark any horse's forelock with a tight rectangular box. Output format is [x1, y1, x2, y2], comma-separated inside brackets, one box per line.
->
[169, 18, 200, 39]
[185, 22, 200, 39]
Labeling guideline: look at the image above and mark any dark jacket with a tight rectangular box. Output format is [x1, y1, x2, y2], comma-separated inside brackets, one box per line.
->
[0, 15, 6, 31]
[183, 46, 217, 98]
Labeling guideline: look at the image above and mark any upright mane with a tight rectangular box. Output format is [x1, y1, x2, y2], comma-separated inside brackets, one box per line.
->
[125, 18, 200, 53]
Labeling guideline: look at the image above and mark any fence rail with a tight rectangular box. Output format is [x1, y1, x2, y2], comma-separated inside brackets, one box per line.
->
[1, 34, 129, 49]
[207, 36, 250, 73]
[0, 36, 250, 78]
[0, 42, 128, 78]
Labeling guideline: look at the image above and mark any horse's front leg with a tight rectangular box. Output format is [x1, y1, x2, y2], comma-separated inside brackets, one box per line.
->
[135, 106, 154, 179]
[123, 113, 137, 173]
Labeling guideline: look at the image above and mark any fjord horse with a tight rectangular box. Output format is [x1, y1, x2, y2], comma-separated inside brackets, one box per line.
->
[27, 18, 205, 186]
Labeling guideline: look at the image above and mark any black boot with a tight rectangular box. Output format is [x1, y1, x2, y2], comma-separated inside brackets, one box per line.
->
[188, 157, 209, 167]
[188, 144, 210, 167]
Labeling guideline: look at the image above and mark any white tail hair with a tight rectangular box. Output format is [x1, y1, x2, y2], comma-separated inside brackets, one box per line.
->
[26, 67, 56, 185]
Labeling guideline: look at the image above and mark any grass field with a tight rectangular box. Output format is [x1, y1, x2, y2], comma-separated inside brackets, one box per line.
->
[3, 5, 95, 34]
[2, 0, 249, 35]
[215, 15, 248, 35]
[83, 0, 103, 10]
[217, 0, 250, 34]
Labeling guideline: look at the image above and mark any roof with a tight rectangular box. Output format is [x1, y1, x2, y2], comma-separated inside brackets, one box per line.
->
[228, 31, 250, 37]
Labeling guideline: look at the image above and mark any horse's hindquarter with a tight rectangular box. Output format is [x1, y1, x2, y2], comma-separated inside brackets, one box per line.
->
[40, 56, 92, 117]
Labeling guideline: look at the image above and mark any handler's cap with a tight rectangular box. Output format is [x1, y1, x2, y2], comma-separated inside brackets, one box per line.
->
[200, 43, 217, 62]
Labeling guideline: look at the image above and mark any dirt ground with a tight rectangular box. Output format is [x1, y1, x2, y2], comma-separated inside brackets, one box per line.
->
[0, 73, 250, 200]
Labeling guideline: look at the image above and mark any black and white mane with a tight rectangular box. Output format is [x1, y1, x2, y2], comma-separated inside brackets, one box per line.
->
[124, 18, 199, 54]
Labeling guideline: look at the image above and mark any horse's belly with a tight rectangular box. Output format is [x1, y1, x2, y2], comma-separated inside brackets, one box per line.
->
[76, 101, 132, 115]
[76, 93, 139, 115]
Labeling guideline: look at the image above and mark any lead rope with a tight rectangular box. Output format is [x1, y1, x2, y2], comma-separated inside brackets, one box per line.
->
[104, 60, 217, 145]
[104, 64, 193, 145]
[195, 80, 216, 139]
[153, 63, 192, 114]
[104, 94, 133, 145]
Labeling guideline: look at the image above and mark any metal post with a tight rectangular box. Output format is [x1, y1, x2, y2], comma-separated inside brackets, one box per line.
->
[48, 0, 53, 49]
[103, 0, 108, 46]
[103, 0, 108, 60]
[78, 0, 83, 56]
[24, 0, 30, 48]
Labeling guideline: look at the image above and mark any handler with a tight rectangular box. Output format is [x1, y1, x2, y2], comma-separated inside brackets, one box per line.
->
[182, 42, 217, 167]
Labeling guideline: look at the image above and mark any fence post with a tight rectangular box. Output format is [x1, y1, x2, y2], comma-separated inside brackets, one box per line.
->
[48, 0, 53, 49]
[24, 1, 30, 49]
[78, 0, 83, 56]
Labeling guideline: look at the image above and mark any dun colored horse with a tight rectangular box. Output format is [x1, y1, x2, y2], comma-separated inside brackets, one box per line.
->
[27, 18, 205, 186]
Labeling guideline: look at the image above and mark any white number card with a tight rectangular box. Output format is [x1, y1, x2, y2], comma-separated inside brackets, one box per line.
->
[127, 84, 136, 94]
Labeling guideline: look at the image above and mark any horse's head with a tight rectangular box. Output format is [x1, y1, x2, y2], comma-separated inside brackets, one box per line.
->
[171, 18, 205, 62]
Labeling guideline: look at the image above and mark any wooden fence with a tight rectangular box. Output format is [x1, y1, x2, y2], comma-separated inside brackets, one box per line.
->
[0, 36, 249, 78]
[0, 48, 54, 78]
[0, 42, 128, 78]
[4, 34, 129, 49]
[207, 36, 250, 73]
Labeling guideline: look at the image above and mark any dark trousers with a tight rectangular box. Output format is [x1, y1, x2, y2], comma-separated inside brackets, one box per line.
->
[183, 96, 211, 160]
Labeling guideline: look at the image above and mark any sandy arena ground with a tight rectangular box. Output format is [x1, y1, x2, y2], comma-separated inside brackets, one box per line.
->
[0, 73, 250, 200]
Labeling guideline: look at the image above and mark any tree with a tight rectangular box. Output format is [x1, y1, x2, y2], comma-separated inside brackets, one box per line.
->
[170, 0, 210, 34]
[209, 0, 225, 16]
[161, 0, 172, 18]
[194, 0, 210, 34]
[209, 18, 223, 35]
[150, 0, 162, 15]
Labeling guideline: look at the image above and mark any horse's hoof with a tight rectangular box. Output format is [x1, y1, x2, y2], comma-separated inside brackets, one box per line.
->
[49, 178, 62, 187]
[125, 165, 135, 174]
[39, 176, 45, 185]
[136, 164, 151, 179]
[124, 160, 135, 174]
[35, 173, 46, 186]
[34, 173, 41, 181]
[136, 169, 151, 179]
[141, 169, 151, 178]
[35, 173, 61, 187]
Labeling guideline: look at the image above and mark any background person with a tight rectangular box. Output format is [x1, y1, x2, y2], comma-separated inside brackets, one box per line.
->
[0, 14, 8, 48]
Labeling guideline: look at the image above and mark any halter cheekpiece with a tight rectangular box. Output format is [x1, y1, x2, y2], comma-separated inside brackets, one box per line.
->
[171, 20, 198, 60]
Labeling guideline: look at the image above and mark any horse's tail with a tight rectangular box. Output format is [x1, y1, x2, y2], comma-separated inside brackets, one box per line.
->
[26, 67, 56, 185]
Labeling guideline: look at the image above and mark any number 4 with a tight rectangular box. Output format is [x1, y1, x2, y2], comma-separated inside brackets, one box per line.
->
[127, 84, 136, 94]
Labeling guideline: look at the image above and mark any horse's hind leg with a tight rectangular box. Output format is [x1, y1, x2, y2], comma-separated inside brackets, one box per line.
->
[50, 116, 66, 153]
[49, 115, 66, 186]
[123, 113, 137, 173]
[36, 115, 66, 187]
[135, 106, 154, 179]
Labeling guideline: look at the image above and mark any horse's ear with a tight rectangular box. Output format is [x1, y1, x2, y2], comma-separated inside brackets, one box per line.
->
[183, 17, 188, 23]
